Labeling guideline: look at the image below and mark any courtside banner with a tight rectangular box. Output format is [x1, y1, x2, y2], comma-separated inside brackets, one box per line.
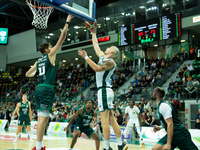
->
[73, 124, 99, 139]
[0, 120, 8, 129]
[141, 127, 166, 142]
[189, 129, 200, 147]
[47, 122, 68, 134]
[31, 121, 38, 133]
[9, 120, 18, 131]
[102, 125, 132, 139]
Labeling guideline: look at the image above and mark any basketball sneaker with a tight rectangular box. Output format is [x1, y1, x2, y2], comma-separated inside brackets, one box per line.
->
[30, 137, 34, 143]
[118, 142, 128, 150]
[103, 146, 113, 150]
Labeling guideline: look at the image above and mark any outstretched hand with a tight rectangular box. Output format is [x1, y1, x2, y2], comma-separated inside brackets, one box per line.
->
[90, 27, 97, 34]
[66, 15, 74, 23]
[78, 49, 87, 58]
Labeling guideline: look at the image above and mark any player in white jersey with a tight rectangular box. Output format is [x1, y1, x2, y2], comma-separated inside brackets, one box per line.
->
[78, 27, 128, 150]
[124, 100, 144, 147]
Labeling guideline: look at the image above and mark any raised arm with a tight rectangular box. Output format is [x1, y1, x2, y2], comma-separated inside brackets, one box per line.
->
[29, 102, 32, 121]
[49, 15, 73, 57]
[64, 108, 83, 132]
[25, 62, 37, 77]
[78, 49, 114, 72]
[90, 28, 104, 57]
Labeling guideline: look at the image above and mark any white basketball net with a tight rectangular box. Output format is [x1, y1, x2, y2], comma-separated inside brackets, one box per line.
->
[26, 0, 54, 29]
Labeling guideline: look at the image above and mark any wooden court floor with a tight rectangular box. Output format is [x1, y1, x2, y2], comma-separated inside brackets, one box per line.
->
[0, 131, 154, 150]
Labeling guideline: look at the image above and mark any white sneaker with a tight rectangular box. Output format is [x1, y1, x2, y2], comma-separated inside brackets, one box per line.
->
[30, 138, 34, 143]
[13, 137, 18, 143]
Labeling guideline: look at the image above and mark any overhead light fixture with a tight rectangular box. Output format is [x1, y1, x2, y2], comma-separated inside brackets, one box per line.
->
[125, 13, 131, 16]
[98, 25, 101, 28]
[74, 26, 80, 29]
[154, 44, 158, 47]
[121, 12, 124, 15]
[75, 58, 78, 60]
[68, 34, 71, 36]
[139, 45, 141, 47]
[89, 56, 92, 58]
[49, 33, 54, 36]
[63, 60, 66, 62]
[45, 36, 50, 39]
[105, 17, 110, 20]
[181, 40, 185, 42]
[132, 12, 135, 15]
[76, 32, 78, 34]
[139, 6, 145, 9]
[84, 29, 86, 32]
[67, 38, 70, 41]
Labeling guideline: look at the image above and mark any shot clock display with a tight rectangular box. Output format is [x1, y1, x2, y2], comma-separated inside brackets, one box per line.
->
[118, 13, 181, 46]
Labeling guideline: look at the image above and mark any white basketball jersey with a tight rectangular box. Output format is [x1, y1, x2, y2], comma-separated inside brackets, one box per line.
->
[125, 106, 140, 120]
[96, 56, 116, 88]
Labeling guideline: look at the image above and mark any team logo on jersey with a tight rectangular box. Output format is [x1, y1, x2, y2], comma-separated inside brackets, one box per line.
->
[54, 123, 60, 132]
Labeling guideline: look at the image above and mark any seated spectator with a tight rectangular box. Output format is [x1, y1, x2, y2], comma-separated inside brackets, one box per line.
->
[182, 80, 187, 87]
[187, 77, 193, 88]
[187, 64, 194, 72]
[146, 74, 152, 84]
[161, 60, 165, 68]
[183, 64, 187, 71]
[151, 61, 156, 69]
[156, 60, 161, 69]
[195, 108, 200, 129]
[138, 104, 144, 113]
[143, 100, 150, 110]
[182, 74, 186, 82]
[168, 80, 174, 91]
[175, 75, 181, 83]
[184, 68, 190, 77]
[178, 69, 184, 78]
[150, 109, 160, 125]
[141, 77, 147, 87]
[132, 78, 138, 86]
[137, 74, 142, 82]
[139, 69, 144, 76]
[156, 72, 162, 79]
[145, 112, 154, 127]
[193, 78, 199, 88]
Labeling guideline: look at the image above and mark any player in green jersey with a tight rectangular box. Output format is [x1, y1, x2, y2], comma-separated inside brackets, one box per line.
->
[150, 87, 198, 150]
[78, 28, 127, 150]
[64, 100, 100, 150]
[26, 15, 73, 150]
[11, 94, 33, 143]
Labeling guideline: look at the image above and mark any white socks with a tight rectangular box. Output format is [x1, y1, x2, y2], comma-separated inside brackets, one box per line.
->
[117, 137, 123, 146]
[104, 140, 110, 150]
[36, 141, 43, 150]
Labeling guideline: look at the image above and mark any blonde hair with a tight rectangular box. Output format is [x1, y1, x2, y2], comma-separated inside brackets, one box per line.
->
[112, 46, 119, 61]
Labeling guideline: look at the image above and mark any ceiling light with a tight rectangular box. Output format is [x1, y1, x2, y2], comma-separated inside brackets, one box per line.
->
[132, 12, 135, 15]
[139, 45, 141, 47]
[75, 58, 78, 60]
[84, 29, 86, 32]
[139, 6, 145, 9]
[105, 17, 110, 20]
[76, 32, 78, 34]
[98, 25, 101, 28]
[181, 40, 185, 42]
[154, 44, 158, 47]
[121, 12, 124, 15]
[49, 33, 54, 36]
[68, 34, 71, 36]
[89, 56, 92, 58]
[63, 60, 66, 62]
[45, 36, 50, 39]
[67, 38, 70, 41]
[74, 26, 80, 29]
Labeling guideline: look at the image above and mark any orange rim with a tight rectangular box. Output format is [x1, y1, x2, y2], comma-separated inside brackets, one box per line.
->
[26, 0, 53, 9]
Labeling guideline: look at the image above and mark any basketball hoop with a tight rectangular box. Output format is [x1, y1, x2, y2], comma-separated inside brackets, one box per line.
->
[26, 0, 54, 29]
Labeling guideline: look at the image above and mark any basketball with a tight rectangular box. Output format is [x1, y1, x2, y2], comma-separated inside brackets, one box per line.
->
[85, 20, 97, 30]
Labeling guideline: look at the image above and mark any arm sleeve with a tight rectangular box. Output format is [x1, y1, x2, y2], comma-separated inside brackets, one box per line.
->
[159, 103, 172, 120]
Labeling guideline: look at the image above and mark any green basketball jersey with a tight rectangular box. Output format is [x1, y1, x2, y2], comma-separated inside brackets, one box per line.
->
[76, 108, 94, 127]
[37, 54, 56, 86]
[157, 100, 185, 134]
[19, 101, 29, 117]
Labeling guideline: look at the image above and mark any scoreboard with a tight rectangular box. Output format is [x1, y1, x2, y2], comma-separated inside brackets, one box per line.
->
[118, 13, 181, 46]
